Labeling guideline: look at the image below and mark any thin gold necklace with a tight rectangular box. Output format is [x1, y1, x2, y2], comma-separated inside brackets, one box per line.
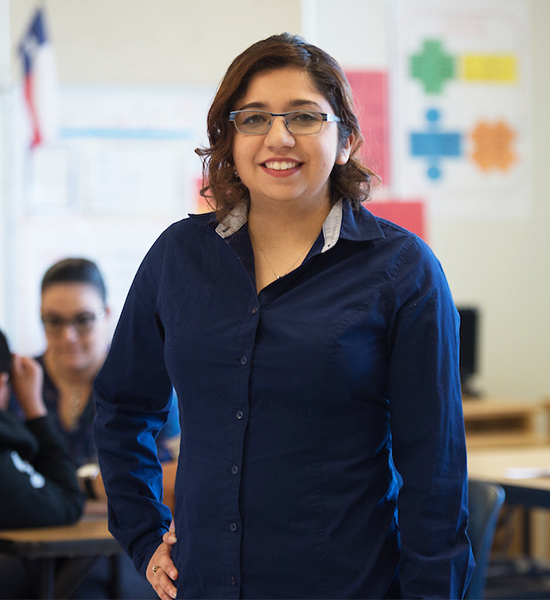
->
[250, 229, 319, 280]
[61, 387, 89, 431]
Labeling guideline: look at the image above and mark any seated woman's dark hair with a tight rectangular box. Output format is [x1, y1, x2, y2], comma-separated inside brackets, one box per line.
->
[41, 258, 107, 304]
[196, 32, 379, 220]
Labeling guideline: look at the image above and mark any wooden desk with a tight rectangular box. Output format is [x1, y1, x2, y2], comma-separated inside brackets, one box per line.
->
[468, 446, 550, 508]
[0, 517, 123, 599]
[468, 445, 550, 556]
[463, 398, 547, 448]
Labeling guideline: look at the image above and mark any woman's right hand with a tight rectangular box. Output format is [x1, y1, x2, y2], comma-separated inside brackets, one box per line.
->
[147, 529, 179, 599]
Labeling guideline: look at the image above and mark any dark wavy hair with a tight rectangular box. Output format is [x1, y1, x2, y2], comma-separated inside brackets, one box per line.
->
[41, 258, 107, 304]
[196, 33, 379, 220]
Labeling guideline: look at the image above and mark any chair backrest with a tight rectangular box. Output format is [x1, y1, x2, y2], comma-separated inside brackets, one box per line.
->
[465, 479, 506, 600]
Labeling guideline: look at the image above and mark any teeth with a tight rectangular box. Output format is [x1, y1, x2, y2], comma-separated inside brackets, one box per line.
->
[264, 161, 299, 171]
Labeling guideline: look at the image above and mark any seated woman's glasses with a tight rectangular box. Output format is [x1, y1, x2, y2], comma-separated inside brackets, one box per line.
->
[41, 308, 106, 336]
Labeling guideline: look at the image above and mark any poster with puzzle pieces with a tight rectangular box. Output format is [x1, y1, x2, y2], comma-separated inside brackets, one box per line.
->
[389, 0, 529, 219]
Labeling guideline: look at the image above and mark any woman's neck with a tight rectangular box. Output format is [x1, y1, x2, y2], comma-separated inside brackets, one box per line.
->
[247, 198, 331, 247]
[247, 199, 332, 292]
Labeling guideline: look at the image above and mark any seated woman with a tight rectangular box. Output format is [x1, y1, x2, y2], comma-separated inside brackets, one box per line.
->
[36, 257, 180, 467]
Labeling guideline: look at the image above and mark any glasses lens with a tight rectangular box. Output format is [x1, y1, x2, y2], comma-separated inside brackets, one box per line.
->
[42, 316, 64, 335]
[234, 111, 271, 134]
[74, 314, 97, 335]
[286, 112, 324, 134]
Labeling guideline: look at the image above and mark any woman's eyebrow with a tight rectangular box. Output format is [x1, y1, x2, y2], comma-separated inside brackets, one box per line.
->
[237, 99, 323, 111]
[238, 101, 267, 111]
[288, 99, 323, 110]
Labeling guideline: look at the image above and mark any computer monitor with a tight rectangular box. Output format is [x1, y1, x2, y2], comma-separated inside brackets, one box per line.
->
[457, 306, 480, 397]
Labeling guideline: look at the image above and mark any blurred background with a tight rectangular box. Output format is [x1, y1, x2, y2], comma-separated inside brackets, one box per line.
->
[1, 0, 548, 401]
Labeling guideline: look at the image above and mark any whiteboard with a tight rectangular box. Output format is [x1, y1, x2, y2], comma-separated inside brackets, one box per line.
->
[11, 84, 215, 353]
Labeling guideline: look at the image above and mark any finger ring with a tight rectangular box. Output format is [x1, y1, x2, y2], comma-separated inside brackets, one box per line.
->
[152, 564, 160, 574]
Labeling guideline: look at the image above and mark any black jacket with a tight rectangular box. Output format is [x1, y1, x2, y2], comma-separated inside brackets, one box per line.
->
[0, 412, 85, 529]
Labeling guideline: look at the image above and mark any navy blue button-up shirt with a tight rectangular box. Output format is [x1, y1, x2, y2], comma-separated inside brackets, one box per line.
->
[93, 200, 474, 599]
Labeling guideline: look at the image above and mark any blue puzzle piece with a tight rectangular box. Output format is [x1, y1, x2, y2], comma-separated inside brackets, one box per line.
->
[409, 109, 462, 179]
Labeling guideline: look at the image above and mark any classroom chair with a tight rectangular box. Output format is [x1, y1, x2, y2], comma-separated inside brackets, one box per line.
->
[465, 479, 506, 600]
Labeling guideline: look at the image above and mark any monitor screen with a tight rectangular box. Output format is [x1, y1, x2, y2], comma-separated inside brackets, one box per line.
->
[457, 306, 479, 397]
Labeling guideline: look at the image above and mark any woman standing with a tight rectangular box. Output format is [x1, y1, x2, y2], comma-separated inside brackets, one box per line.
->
[94, 33, 474, 600]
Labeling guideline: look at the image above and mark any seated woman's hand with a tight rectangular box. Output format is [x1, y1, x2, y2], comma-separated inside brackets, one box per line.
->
[10, 355, 46, 420]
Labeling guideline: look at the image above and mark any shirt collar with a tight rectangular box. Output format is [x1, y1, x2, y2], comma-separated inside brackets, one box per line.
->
[215, 199, 384, 250]
[215, 203, 248, 238]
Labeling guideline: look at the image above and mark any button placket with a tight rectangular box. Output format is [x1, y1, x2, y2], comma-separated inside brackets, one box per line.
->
[222, 300, 256, 596]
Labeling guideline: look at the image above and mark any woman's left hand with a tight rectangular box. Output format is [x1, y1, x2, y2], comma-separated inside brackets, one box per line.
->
[147, 529, 178, 599]
[10, 354, 46, 419]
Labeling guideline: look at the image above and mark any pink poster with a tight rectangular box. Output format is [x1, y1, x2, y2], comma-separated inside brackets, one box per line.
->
[366, 200, 426, 242]
[345, 71, 390, 187]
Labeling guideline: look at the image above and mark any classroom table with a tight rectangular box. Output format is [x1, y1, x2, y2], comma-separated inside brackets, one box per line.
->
[468, 445, 550, 508]
[0, 510, 123, 599]
[468, 445, 550, 555]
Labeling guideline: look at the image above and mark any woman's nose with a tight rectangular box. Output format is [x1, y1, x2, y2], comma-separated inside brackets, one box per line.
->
[264, 116, 295, 147]
[59, 322, 80, 342]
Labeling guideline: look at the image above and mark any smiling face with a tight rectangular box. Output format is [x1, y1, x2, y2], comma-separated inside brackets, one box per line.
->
[41, 282, 110, 377]
[231, 67, 351, 212]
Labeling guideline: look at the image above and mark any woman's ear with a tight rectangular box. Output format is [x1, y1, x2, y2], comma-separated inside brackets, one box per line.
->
[335, 133, 354, 165]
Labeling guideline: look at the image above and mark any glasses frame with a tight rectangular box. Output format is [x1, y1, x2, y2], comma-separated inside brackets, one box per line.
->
[229, 110, 341, 136]
[41, 307, 106, 337]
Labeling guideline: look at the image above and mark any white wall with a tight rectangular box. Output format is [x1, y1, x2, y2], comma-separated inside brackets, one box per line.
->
[4, 0, 550, 400]
[9, 0, 303, 87]
[0, 0, 11, 329]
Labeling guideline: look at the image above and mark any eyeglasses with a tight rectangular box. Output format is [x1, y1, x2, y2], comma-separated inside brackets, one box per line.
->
[229, 110, 341, 135]
[41, 308, 106, 337]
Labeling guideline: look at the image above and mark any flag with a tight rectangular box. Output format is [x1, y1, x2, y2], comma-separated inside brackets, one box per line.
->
[19, 8, 59, 147]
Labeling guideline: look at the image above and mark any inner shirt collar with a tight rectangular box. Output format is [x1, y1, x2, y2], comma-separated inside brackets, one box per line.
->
[215, 200, 344, 254]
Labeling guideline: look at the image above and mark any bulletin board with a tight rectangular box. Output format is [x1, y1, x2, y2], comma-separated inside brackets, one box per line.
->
[12, 84, 215, 353]
[389, 0, 530, 220]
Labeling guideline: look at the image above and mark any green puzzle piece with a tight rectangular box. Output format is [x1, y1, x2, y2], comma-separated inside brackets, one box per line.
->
[411, 39, 455, 94]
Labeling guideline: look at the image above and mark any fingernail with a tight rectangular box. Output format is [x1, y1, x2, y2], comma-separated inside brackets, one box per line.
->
[169, 535, 177, 543]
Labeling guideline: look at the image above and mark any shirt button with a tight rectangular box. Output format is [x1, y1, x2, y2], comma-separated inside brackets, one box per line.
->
[251, 307, 258, 315]
[230, 522, 237, 532]
[231, 465, 239, 475]
[240, 355, 247, 365]
[236, 410, 244, 420]
[230, 576, 237, 586]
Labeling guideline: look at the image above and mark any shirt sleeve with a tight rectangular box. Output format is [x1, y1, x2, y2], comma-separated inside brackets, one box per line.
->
[0, 415, 85, 529]
[93, 234, 175, 577]
[387, 235, 475, 599]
